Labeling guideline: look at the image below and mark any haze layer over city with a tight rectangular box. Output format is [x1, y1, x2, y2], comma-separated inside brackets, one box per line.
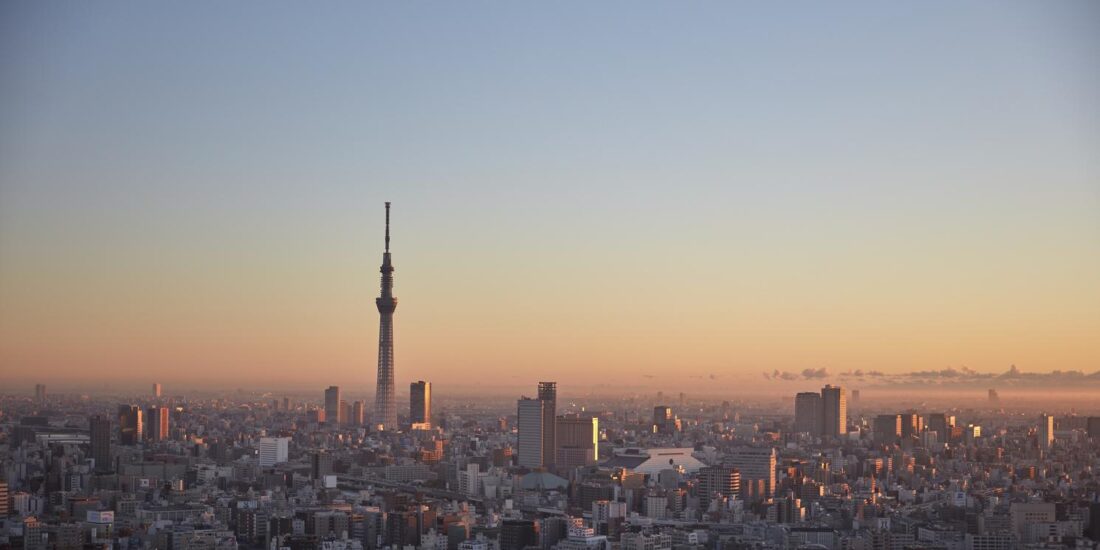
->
[0, 4, 1099, 550]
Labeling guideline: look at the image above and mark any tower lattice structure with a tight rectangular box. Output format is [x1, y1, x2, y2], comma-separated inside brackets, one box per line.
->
[374, 202, 398, 430]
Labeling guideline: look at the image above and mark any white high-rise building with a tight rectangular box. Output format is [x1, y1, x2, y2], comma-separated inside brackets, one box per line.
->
[517, 397, 546, 467]
[258, 437, 289, 467]
[644, 495, 668, 520]
[459, 463, 480, 496]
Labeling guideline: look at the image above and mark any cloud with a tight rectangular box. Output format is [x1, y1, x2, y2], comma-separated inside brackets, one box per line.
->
[763, 370, 801, 381]
[802, 367, 829, 379]
[855, 365, 1100, 389]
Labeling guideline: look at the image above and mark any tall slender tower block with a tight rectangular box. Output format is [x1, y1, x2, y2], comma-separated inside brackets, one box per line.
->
[537, 382, 557, 467]
[374, 202, 398, 430]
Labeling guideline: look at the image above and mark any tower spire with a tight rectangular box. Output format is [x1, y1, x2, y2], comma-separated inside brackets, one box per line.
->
[384, 201, 390, 253]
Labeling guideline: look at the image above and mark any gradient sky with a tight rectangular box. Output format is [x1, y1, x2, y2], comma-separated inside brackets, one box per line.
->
[1, 2, 1098, 394]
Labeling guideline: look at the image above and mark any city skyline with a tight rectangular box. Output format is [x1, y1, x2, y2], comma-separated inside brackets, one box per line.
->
[1, 2, 1098, 391]
[2, 4, 1099, 550]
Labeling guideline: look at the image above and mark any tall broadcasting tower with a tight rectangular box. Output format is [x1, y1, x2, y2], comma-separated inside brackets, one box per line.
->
[374, 202, 398, 430]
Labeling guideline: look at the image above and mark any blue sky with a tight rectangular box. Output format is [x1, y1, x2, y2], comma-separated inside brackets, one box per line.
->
[1, 2, 1097, 391]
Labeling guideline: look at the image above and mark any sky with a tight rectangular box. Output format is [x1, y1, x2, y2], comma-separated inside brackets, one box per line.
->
[1, 2, 1098, 395]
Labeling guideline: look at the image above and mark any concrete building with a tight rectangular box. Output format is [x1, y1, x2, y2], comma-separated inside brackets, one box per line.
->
[517, 397, 546, 468]
[727, 446, 777, 499]
[352, 400, 366, 426]
[117, 404, 143, 445]
[538, 382, 557, 467]
[794, 392, 822, 435]
[411, 380, 431, 427]
[89, 415, 112, 472]
[556, 414, 598, 469]
[1088, 416, 1100, 440]
[1011, 502, 1055, 538]
[621, 532, 671, 550]
[927, 413, 950, 441]
[874, 415, 902, 444]
[900, 413, 922, 439]
[697, 465, 741, 511]
[325, 386, 343, 425]
[821, 385, 847, 437]
[1039, 414, 1054, 448]
[653, 406, 675, 434]
[258, 437, 289, 467]
[147, 406, 169, 442]
[501, 519, 539, 550]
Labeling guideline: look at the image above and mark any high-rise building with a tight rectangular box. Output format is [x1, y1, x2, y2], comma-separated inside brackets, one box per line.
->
[117, 404, 143, 445]
[324, 386, 342, 425]
[34, 384, 46, 403]
[517, 397, 546, 468]
[1038, 414, 1054, 449]
[341, 400, 352, 426]
[873, 415, 902, 444]
[927, 413, 949, 440]
[146, 406, 169, 442]
[653, 406, 674, 434]
[312, 451, 334, 479]
[728, 446, 776, 499]
[258, 437, 289, 467]
[374, 202, 398, 431]
[410, 381, 431, 427]
[352, 400, 366, 426]
[988, 389, 1000, 406]
[0, 481, 8, 518]
[697, 465, 741, 511]
[900, 413, 922, 439]
[820, 385, 847, 437]
[794, 392, 822, 435]
[152, 383, 162, 398]
[1087, 417, 1100, 440]
[89, 415, 112, 473]
[501, 519, 540, 550]
[538, 382, 557, 467]
[556, 415, 598, 469]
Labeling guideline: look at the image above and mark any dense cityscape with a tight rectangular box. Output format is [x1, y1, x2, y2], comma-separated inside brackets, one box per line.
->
[2, 4, 1097, 549]
[2, 379, 1100, 550]
[2, 205, 1099, 550]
